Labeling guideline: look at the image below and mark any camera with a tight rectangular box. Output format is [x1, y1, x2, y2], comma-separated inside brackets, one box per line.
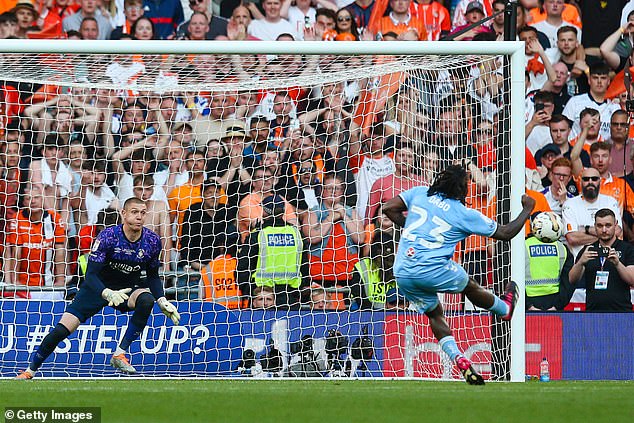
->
[595, 246, 610, 258]
[325, 329, 348, 359]
[237, 348, 257, 372]
[534, 102, 545, 112]
[626, 100, 634, 113]
[350, 326, 374, 361]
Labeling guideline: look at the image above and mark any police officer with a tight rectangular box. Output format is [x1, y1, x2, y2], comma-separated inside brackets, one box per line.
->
[237, 195, 305, 309]
[525, 223, 575, 311]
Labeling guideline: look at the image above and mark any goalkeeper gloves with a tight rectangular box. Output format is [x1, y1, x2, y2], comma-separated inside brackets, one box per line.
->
[157, 297, 180, 325]
[101, 288, 132, 307]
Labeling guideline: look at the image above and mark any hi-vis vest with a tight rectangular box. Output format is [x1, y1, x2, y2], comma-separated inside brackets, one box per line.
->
[78, 254, 88, 276]
[200, 255, 246, 309]
[525, 237, 567, 297]
[354, 258, 395, 307]
[254, 226, 303, 289]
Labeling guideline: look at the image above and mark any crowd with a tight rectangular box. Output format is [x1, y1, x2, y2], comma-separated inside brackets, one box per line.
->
[0, 0, 634, 312]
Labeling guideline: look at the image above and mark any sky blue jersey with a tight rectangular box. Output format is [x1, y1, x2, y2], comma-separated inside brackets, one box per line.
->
[394, 186, 497, 277]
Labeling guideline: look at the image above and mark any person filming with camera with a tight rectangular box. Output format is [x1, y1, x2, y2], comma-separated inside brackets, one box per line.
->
[569, 208, 634, 312]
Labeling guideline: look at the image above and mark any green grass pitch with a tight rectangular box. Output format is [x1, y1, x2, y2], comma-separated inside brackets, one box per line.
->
[2, 380, 634, 423]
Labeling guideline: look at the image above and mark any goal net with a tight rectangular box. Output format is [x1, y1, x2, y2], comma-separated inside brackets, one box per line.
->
[0, 40, 525, 380]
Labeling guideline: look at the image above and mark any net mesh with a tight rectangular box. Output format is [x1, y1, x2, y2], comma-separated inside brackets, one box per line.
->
[0, 49, 513, 379]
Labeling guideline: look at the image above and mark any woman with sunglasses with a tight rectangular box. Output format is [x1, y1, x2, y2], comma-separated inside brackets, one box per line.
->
[334, 8, 359, 40]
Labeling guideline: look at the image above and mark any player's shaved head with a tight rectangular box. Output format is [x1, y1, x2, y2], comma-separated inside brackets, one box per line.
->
[123, 196, 146, 210]
[428, 164, 468, 204]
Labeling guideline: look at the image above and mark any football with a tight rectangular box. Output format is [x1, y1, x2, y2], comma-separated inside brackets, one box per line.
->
[532, 212, 563, 243]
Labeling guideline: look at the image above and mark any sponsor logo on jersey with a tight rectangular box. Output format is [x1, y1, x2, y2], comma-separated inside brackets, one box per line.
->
[406, 247, 415, 257]
[109, 262, 142, 274]
[267, 234, 295, 247]
[138, 249, 145, 258]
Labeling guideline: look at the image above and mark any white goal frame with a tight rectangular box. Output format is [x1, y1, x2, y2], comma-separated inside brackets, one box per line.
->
[0, 39, 526, 382]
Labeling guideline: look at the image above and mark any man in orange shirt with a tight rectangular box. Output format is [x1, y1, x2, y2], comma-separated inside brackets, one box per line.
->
[376, 0, 427, 40]
[167, 149, 207, 236]
[3, 183, 66, 299]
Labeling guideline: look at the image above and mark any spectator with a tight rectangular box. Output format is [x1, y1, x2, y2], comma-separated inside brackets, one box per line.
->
[110, 0, 144, 39]
[547, 114, 589, 167]
[600, 15, 634, 72]
[606, 110, 632, 177]
[132, 175, 172, 272]
[568, 108, 603, 159]
[542, 61, 572, 114]
[23, 92, 98, 146]
[451, 0, 491, 30]
[225, 4, 254, 40]
[282, 0, 315, 41]
[375, 0, 427, 40]
[11, 0, 37, 38]
[309, 286, 329, 310]
[525, 217, 574, 311]
[250, 286, 275, 309]
[488, 0, 505, 39]
[237, 194, 305, 308]
[112, 143, 166, 204]
[237, 166, 297, 241]
[521, 25, 557, 92]
[29, 135, 72, 227]
[577, 0, 627, 54]
[313, 7, 336, 40]
[245, 116, 278, 163]
[304, 173, 364, 289]
[348, 123, 395, 220]
[176, 0, 228, 40]
[526, 90, 555, 155]
[449, 1, 492, 41]
[0, 11, 17, 38]
[248, 0, 297, 41]
[366, 145, 425, 224]
[569, 208, 634, 312]
[540, 157, 576, 216]
[409, 0, 451, 41]
[345, 0, 374, 33]
[0, 139, 20, 257]
[533, 0, 581, 48]
[167, 149, 207, 234]
[183, 11, 209, 40]
[63, 0, 113, 40]
[79, 16, 99, 39]
[179, 178, 239, 271]
[578, 142, 634, 226]
[432, 100, 477, 171]
[562, 167, 622, 258]
[3, 183, 66, 300]
[142, 0, 184, 39]
[334, 7, 359, 40]
[545, 26, 588, 95]
[131, 15, 155, 39]
[563, 62, 621, 140]
[74, 160, 118, 226]
[535, 142, 561, 181]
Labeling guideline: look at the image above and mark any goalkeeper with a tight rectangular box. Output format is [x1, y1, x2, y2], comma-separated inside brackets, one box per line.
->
[17, 198, 180, 378]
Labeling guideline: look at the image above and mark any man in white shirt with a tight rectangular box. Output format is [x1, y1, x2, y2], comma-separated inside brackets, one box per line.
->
[525, 91, 555, 154]
[562, 167, 621, 258]
[532, 0, 581, 48]
[248, 0, 297, 41]
[562, 62, 621, 140]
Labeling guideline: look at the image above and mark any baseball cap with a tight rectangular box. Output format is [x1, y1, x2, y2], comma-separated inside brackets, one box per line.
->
[466, 1, 484, 13]
[262, 195, 285, 216]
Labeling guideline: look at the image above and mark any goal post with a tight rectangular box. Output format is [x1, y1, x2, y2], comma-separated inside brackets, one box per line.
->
[0, 40, 526, 381]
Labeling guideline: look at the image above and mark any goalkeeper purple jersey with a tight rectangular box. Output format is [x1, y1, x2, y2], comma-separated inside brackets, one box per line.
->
[87, 225, 162, 290]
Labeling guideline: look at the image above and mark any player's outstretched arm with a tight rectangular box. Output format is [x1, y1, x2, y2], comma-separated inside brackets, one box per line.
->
[383, 196, 407, 228]
[491, 194, 536, 241]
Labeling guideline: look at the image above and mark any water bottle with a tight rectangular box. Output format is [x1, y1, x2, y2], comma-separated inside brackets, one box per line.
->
[539, 357, 550, 382]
